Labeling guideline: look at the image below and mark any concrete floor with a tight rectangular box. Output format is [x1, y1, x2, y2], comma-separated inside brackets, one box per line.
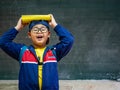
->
[0, 80, 120, 90]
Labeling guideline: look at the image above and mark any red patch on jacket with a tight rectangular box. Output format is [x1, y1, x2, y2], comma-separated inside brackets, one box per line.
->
[43, 50, 57, 63]
[22, 50, 38, 64]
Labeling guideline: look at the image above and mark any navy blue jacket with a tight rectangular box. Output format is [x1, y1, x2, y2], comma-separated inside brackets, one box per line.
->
[0, 24, 74, 90]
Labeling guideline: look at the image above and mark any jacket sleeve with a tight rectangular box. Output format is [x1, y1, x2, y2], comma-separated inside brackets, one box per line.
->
[0, 28, 24, 60]
[53, 24, 74, 61]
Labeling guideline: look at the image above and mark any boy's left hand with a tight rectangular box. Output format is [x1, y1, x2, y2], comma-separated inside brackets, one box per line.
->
[48, 14, 58, 28]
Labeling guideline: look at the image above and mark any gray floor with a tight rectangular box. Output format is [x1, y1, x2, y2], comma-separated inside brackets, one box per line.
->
[0, 80, 120, 90]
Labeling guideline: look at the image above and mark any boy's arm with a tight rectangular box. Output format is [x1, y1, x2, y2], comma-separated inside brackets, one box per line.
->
[53, 24, 74, 61]
[49, 14, 74, 61]
[0, 28, 24, 60]
[0, 18, 26, 60]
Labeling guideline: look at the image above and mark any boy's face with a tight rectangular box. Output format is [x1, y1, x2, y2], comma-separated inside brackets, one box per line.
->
[28, 24, 50, 48]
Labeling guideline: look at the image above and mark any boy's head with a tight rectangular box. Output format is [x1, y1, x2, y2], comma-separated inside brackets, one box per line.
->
[29, 20, 49, 31]
[28, 20, 50, 48]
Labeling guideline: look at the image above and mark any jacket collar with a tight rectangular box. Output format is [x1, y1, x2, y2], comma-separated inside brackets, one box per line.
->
[27, 45, 50, 61]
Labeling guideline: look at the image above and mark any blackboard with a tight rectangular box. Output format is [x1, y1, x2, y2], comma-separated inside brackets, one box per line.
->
[0, 0, 120, 80]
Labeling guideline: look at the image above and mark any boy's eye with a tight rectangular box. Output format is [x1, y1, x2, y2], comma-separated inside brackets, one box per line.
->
[33, 29, 38, 31]
[41, 27, 46, 31]
[32, 28, 39, 32]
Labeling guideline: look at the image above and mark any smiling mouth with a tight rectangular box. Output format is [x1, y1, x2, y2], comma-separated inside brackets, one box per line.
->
[36, 35, 43, 41]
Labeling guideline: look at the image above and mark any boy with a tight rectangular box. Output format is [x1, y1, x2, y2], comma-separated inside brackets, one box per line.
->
[0, 14, 74, 90]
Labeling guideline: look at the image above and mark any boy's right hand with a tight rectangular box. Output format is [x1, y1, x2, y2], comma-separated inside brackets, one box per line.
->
[15, 17, 28, 31]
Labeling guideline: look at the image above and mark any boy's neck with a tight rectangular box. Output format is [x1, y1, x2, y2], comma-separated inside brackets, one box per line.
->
[34, 44, 46, 49]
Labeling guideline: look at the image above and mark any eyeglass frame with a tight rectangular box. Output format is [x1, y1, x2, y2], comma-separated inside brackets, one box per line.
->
[30, 26, 49, 33]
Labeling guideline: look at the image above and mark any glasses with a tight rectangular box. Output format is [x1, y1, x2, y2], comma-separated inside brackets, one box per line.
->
[31, 27, 48, 33]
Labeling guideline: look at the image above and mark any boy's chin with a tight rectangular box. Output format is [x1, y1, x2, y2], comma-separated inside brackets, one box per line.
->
[34, 42, 46, 47]
[35, 40, 44, 44]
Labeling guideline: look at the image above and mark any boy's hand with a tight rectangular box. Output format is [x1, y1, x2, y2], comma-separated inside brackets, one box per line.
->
[15, 17, 28, 31]
[48, 14, 58, 28]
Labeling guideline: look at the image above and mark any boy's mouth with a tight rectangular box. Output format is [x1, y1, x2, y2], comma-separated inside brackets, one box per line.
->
[36, 35, 43, 41]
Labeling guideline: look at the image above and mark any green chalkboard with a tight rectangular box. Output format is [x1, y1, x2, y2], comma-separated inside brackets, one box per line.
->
[0, 0, 120, 80]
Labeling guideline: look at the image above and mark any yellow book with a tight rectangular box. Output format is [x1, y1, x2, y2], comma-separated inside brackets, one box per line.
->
[21, 15, 51, 24]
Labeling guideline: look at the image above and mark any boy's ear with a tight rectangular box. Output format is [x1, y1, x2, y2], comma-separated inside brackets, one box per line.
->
[28, 32, 31, 38]
[48, 31, 51, 38]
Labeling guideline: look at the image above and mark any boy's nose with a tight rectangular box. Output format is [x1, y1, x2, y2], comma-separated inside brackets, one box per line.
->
[37, 30, 42, 33]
